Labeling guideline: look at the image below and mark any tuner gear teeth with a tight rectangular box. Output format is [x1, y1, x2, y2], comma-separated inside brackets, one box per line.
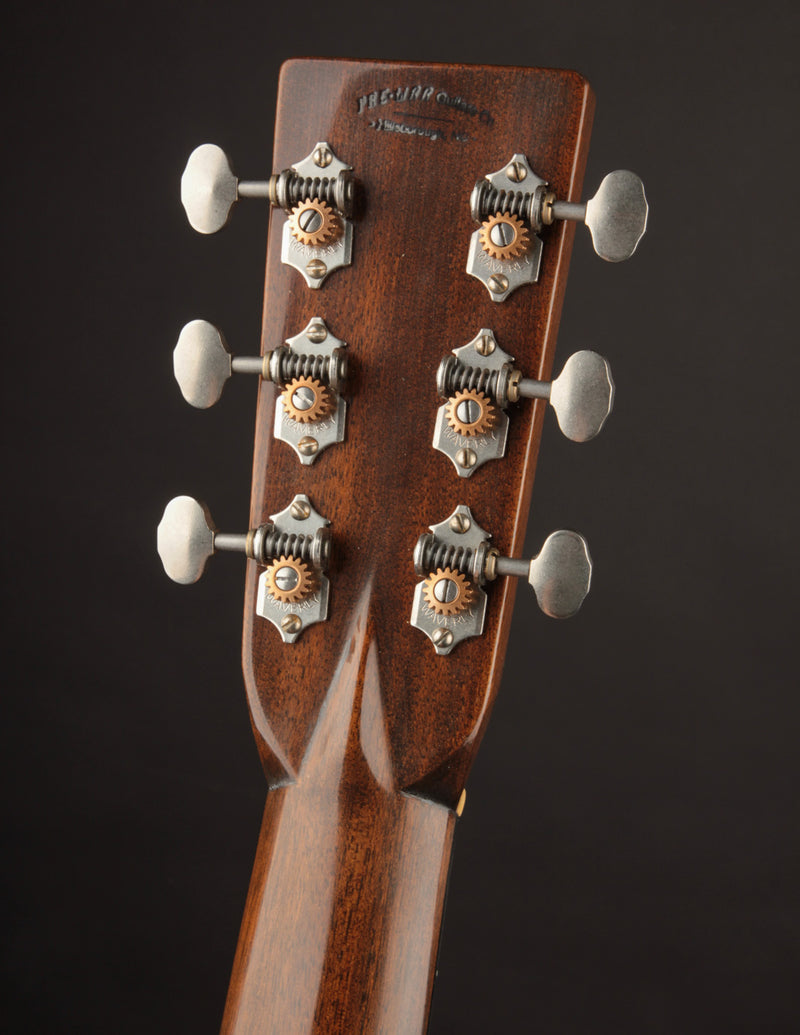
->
[478, 212, 530, 261]
[422, 568, 475, 617]
[287, 198, 340, 247]
[445, 389, 497, 438]
[263, 555, 316, 604]
[280, 376, 333, 423]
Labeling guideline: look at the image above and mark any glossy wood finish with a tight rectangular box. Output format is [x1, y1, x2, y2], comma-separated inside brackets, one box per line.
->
[224, 59, 594, 1033]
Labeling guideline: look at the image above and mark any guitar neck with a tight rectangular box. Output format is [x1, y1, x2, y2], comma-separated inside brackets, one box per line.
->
[222, 788, 454, 1033]
[226, 605, 456, 1033]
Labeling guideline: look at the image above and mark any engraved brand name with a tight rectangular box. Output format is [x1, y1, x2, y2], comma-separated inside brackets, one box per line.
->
[369, 118, 448, 142]
[356, 85, 493, 124]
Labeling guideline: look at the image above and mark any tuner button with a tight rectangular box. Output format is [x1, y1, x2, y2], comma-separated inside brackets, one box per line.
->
[548, 351, 615, 442]
[528, 531, 592, 619]
[180, 144, 270, 234]
[157, 496, 217, 584]
[492, 530, 592, 619]
[173, 320, 233, 408]
[181, 144, 239, 234]
[585, 170, 649, 262]
[157, 496, 250, 584]
[549, 170, 648, 262]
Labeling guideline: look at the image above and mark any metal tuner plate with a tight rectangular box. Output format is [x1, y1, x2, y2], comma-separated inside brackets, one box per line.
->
[273, 319, 347, 464]
[466, 154, 546, 302]
[255, 495, 331, 643]
[410, 506, 489, 656]
[280, 143, 353, 288]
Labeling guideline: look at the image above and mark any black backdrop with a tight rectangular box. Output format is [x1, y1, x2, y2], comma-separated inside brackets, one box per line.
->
[4, 2, 799, 1032]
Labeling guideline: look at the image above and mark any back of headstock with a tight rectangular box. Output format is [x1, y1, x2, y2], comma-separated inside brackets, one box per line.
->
[158, 58, 647, 1034]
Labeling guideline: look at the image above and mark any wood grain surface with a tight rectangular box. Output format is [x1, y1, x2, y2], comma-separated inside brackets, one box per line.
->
[222, 58, 594, 1033]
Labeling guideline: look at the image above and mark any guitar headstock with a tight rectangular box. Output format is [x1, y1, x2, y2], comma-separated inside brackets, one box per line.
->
[159, 59, 647, 809]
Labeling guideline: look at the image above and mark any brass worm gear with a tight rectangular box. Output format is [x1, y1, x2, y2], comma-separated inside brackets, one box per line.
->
[287, 198, 340, 247]
[280, 376, 333, 423]
[478, 211, 530, 261]
[445, 388, 497, 438]
[422, 568, 475, 617]
[263, 555, 316, 604]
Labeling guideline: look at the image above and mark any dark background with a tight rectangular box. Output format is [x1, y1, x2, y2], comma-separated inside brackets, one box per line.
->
[4, 1, 798, 1032]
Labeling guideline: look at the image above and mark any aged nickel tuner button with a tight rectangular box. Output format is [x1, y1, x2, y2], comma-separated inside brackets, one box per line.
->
[157, 494, 331, 643]
[434, 329, 614, 476]
[411, 506, 592, 654]
[467, 154, 648, 300]
[542, 169, 649, 263]
[181, 144, 270, 234]
[172, 318, 348, 464]
[180, 142, 356, 287]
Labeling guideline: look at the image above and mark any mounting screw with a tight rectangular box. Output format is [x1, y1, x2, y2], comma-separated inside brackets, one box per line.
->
[281, 614, 302, 634]
[488, 274, 508, 295]
[449, 513, 472, 534]
[475, 333, 495, 357]
[432, 628, 454, 649]
[290, 499, 311, 520]
[298, 436, 319, 457]
[306, 320, 328, 344]
[313, 145, 332, 168]
[455, 447, 477, 470]
[306, 258, 327, 280]
[506, 161, 527, 182]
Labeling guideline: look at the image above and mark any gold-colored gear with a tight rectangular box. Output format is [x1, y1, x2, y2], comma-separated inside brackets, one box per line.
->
[263, 555, 316, 604]
[445, 388, 497, 438]
[287, 198, 340, 247]
[478, 211, 530, 261]
[422, 568, 474, 617]
[280, 376, 333, 423]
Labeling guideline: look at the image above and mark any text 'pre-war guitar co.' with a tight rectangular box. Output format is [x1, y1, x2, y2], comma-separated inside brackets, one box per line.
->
[157, 59, 647, 1034]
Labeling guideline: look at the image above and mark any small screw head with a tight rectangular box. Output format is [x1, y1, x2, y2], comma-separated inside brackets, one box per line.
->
[306, 320, 328, 345]
[488, 274, 509, 295]
[449, 513, 472, 534]
[456, 398, 482, 426]
[433, 578, 459, 604]
[281, 614, 302, 634]
[313, 145, 332, 168]
[506, 161, 527, 182]
[298, 436, 319, 457]
[290, 499, 311, 520]
[306, 258, 327, 280]
[432, 628, 454, 649]
[291, 385, 316, 411]
[274, 566, 300, 592]
[475, 333, 495, 356]
[489, 221, 516, 247]
[298, 207, 323, 234]
[455, 447, 477, 470]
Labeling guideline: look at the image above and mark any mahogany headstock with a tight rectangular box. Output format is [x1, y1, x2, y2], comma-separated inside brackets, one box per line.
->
[160, 58, 647, 810]
[243, 59, 595, 805]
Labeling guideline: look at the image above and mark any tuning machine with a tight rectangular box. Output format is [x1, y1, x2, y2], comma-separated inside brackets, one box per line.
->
[157, 494, 332, 643]
[467, 153, 648, 300]
[181, 141, 356, 287]
[411, 506, 592, 655]
[172, 317, 348, 464]
[433, 329, 613, 476]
